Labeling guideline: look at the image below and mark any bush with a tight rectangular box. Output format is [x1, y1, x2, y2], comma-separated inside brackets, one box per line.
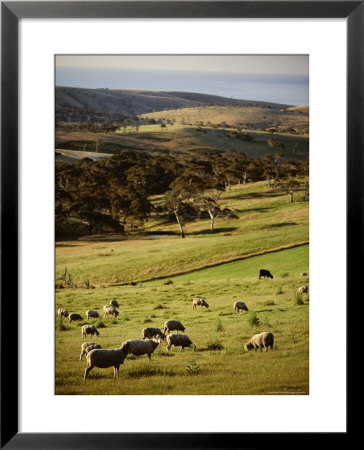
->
[294, 293, 304, 305]
[96, 317, 106, 328]
[248, 312, 260, 326]
[186, 360, 200, 375]
[215, 319, 224, 332]
[206, 337, 224, 351]
[144, 317, 152, 323]
[56, 317, 69, 332]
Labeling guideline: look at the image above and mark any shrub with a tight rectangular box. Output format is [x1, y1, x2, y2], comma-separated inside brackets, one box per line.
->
[96, 318, 106, 328]
[215, 319, 224, 332]
[248, 312, 260, 326]
[294, 293, 304, 305]
[206, 337, 224, 351]
[186, 360, 200, 375]
[56, 317, 69, 331]
[144, 317, 152, 323]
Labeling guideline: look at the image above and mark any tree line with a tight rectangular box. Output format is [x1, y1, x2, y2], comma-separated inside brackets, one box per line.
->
[56, 150, 308, 238]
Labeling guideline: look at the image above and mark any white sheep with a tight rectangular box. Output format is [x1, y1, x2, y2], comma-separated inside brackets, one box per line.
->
[110, 298, 119, 308]
[103, 305, 119, 318]
[297, 285, 309, 295]
[142, 327, 166, 340]
[84, 348, 128, 380]
[192, 297, 209, 309]
[81, 324, 100, 338]
[57, 308, 69, 318]
[86, 310, 99, 320]
[244, 332, 274, 352]
[79, 342, 102, 360]
[234, 301, 249, 313]
[120, 335, 162, 361]
[163, 320, 185, 334]
[166, 334, 194, 352]
[68, 313, 83, 322]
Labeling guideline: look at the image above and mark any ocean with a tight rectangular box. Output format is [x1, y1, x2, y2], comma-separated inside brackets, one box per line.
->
[56, 67, 309, 106]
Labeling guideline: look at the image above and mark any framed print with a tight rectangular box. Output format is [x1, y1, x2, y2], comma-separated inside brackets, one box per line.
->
[1, 1, 356, 448]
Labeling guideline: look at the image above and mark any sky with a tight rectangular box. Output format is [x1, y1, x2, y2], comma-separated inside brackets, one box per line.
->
[56, 55, 309, 105]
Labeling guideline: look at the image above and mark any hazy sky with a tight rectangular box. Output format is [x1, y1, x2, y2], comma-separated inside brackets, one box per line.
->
[56, 55, 308, 76]
[56, 55, 309, 105]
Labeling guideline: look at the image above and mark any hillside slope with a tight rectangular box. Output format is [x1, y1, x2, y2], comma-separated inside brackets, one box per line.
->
[56, 86, 292, 122]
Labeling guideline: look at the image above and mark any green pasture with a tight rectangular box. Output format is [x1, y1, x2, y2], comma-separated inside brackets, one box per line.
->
[55, 179, 309, 395]
[56, 181, 308, 286]
[55, 245, 309, 395]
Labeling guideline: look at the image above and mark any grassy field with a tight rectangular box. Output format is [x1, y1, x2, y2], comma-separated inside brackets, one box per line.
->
[56, 106, 309, 161]
[140, 105, 309, 135]
[56, 245, 308, 395]
[55, 180, 309, 395]
[56, 181, 308, 286]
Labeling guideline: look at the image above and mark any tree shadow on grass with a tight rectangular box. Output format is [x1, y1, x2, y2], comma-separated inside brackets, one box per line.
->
[260, 222, 297, 229]
[223, 191, 283, 201]
[187, 227, 238, 236]
[236, 207, 272, 214]
[55, 243, 82, 248]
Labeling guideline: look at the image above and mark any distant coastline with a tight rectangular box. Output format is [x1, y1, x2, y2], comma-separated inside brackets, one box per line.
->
[56, 68, 309, 106]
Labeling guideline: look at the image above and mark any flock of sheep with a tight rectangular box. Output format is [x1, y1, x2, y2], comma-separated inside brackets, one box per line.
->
[57, 271, 309, 380]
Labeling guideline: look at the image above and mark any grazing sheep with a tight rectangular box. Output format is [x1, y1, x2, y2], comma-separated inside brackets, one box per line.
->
[84, 348, 127, 380]
[81, 324, 100, 338]
[103, 305, 119, 317]
[244, 332, 274, 352]
[110, 298, 119, 308]
[163, 320, 185, 334]
[80, 342, 102, 360]
[68, 313, 83, 322]
[234, 301, 249, 313]
[297, 285, 309, 295]
[86, 310, 99, 320]
[166, 334, 194, 352]
[142, 327, 166, 340]
[259, 269, 273, 279]
[192, 297, 209, 309]
[120, 335, 162, 361]
[57, 308, 69, 318]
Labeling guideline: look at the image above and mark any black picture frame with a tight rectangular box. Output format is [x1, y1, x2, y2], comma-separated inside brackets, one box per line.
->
[1, 1, 355, 448]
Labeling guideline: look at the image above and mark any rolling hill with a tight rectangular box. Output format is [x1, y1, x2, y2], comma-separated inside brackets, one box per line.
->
[56, 86, 294, 122]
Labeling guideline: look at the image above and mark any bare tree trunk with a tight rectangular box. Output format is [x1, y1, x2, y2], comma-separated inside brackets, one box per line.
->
[174, 210, 185, 238]
[208, 210, 215, 233]
[289, 190, 294, 203]
[303, 182, 309, 201]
